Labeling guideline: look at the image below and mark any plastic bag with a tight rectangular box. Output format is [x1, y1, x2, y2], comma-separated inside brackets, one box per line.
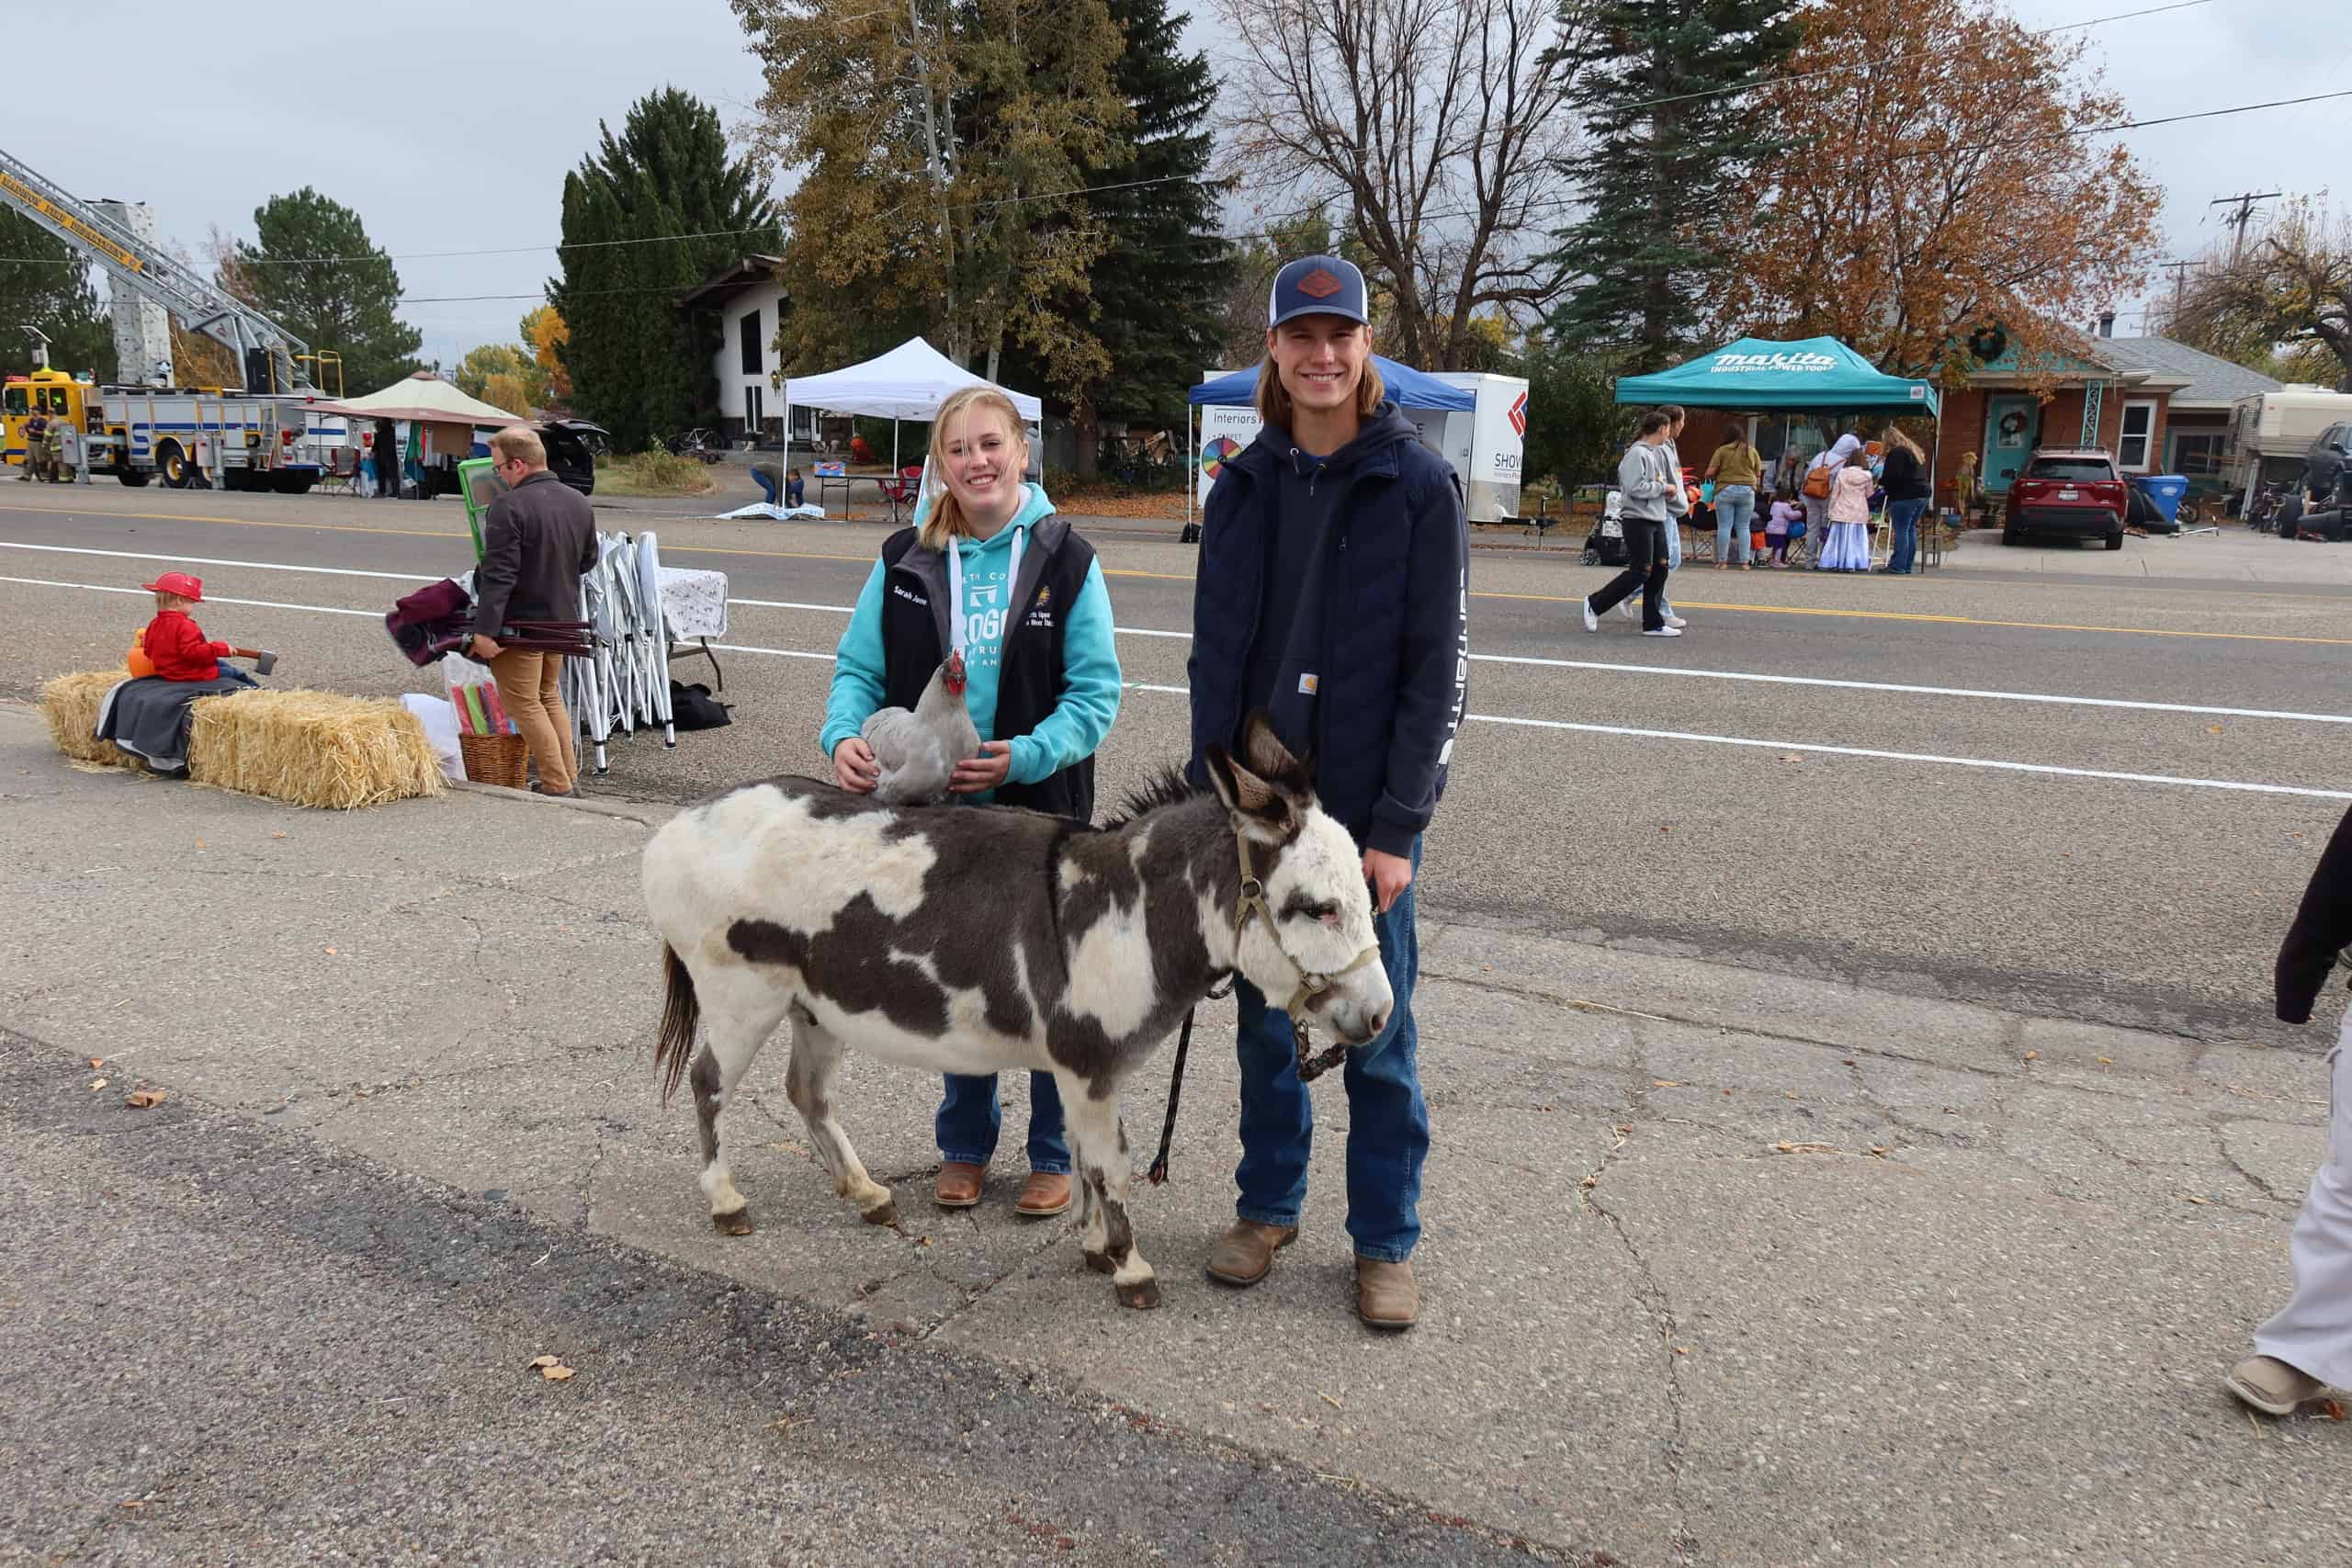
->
[441, 654, 514, 738]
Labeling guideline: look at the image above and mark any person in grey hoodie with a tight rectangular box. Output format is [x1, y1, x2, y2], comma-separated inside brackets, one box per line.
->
[1583, 411, 1683, 637]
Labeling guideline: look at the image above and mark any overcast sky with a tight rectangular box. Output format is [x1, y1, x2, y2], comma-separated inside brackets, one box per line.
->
[4, 0, 2336, 382]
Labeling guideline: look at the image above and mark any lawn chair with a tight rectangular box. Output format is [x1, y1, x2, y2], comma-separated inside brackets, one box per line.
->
[876, 465, 924, 526]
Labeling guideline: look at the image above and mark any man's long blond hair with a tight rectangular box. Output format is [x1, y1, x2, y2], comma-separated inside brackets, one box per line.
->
[921, 386, 1029, 552]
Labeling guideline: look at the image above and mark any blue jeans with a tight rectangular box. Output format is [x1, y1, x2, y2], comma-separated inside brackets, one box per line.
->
[1887, 497, 1927, 573]
[937, 1073, 1069, 1174]
[1233, 838, 1428, 1261]
[1713, 485, 1755, 563]
[752, 467, 777, 505]
[213, 664, 259, 689]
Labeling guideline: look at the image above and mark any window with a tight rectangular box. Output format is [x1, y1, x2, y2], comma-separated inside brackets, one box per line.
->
[2170, 431, 2225, 478]
[3, 386, 25, 415]
[746, 385, 763, 430]
[739, 308, 762, 377]
[2118, 399, 2156, 471]
[2026, 457, 2118, 482]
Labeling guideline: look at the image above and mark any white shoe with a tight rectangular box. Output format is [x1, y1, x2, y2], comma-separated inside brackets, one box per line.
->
[1663, 613, 1688, 629]
[1641, 626, 1682, 637]
[1581, 597, 1599, 633]
[1618, 597, 1638, 621]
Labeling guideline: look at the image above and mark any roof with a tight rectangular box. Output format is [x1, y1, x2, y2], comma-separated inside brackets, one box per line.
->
[677, 254, 786, 310]
[306, 372, 525, 427]
[2092, 337, 2282, 406]
[1190, 356, 1475, 412]
[1614, 335, 1939, 415]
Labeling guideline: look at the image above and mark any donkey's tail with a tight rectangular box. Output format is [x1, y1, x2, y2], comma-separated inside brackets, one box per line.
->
[653, 942, 700, 1107]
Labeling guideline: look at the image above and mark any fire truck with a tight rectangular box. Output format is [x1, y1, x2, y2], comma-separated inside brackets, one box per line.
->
[0, 145, 343, 491]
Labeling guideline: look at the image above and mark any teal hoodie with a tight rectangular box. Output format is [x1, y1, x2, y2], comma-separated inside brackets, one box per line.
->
[819, 483, 1122, 802]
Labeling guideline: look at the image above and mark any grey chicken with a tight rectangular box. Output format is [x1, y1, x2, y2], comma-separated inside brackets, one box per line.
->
[861, 651, 982, 805]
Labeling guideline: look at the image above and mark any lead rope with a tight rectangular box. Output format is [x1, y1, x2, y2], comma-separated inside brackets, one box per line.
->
[1147, 979, 1229, 1186]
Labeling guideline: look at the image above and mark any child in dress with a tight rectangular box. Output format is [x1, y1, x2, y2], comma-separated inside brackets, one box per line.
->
[1765, 492, 1801, 567]
[1820, 455, 1876, 572]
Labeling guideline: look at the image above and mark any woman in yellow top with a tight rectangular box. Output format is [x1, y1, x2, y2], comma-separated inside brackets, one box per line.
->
[1703, 430, 1765, 569]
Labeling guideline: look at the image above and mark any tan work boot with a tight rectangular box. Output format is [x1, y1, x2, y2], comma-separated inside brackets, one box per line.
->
[1355, 1256, 1419, 1330]
[1204, 1219, 1297, 1286]
[2225, 1355, 2328, 1416]
[933, 1161, 984, 1209]
[1013, 1170, 1071, 1218]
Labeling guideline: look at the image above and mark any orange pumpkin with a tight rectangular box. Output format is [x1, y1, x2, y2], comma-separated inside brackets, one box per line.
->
[126, 626, 156, 679]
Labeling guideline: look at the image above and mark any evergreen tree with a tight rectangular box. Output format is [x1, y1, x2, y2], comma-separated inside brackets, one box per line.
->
[230, 188, 423, 392]
[548, 87, 778, 451]
[0, 210, 118, 380]
[1546, 0, 1799, 370]
[998, 0, 1233, 469]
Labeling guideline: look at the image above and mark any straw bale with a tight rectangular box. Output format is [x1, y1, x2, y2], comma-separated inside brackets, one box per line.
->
[188, 688, 447, 810]
[40, 671, 143, 769]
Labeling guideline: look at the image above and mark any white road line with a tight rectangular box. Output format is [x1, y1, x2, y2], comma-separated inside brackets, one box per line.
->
[0, 575, 382, 617]
[9, 543, 2346, 728]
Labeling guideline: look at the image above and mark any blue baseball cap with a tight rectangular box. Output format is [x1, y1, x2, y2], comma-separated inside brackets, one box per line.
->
[1267, 255, 1369, 330]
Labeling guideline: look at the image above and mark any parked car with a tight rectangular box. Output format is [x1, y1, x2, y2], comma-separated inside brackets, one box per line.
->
[537, 418, 609, 497]
[2002, 449, 2127, 550]
[2304, 421, 2352, 508]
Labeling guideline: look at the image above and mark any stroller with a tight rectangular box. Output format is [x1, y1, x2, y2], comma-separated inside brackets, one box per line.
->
[1581, 489, 1630, 568]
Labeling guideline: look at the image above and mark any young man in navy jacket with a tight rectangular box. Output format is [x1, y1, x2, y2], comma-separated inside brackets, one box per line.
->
[1187, 255, 1470, 1330]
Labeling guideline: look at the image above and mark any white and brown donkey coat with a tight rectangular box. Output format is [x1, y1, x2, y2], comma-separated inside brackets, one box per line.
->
[644, 717, 1394, 1309]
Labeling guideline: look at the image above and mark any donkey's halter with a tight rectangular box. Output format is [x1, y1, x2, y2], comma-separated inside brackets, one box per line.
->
[1232, 826, 1380, 1081]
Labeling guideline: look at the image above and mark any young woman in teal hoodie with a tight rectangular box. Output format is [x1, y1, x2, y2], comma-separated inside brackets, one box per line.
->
[819, 385, 1124, 1220]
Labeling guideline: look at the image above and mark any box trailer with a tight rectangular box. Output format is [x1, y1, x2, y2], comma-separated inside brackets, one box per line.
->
[2229, 387, 2352, 509]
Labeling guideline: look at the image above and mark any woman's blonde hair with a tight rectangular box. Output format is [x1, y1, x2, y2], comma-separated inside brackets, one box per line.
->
[921, 386, 1030, 551]
[1881, 424, 1926, 462]
[1253, 351, 1387, 426]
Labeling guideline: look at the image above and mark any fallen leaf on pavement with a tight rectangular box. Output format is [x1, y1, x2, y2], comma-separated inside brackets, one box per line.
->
[541, 1364, 575, 1382]
[193, 839, 204, 850]
[88, 1077, 107, 1090]
[2023, 1049, 2040, 1061]
[2206, 724, 2223, 735]
[1773, 1140, 1838, 1155]
[1317, 1391, 1343, 1410]
[2182, 1195, 2210, 1205]
[322, 947, 338, 955]
[124, 1089, 166, 1110]
[2319, 1398, 2346, 1422]
[270, 830, 288, 840]
[1779, 752, 1803, 762]
[528, 1355, 560, 1369]
[1869, 1145, 1893, 1157]
[1652, 1079, 1681, 1089]
[89, 1057, 104, 1069]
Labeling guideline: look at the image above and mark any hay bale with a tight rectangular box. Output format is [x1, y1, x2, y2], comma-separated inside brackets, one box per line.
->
[40, 671, 143, 769]
[187, 688, 447, 810]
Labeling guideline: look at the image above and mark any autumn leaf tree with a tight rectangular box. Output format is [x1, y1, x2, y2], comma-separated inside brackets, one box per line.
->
[1213, 0, 1589, 370]
[732, 0, 1128, 395]
[2169, 197, 2352, 391]
[453, 343, 547, 414]
[520, 304, 572, 403]
[1713, 0, 2159, 379]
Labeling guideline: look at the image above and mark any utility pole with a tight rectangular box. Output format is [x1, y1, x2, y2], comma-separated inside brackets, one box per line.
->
[2159, 259, 2192, 332]
[2211, 191, 2282, 265]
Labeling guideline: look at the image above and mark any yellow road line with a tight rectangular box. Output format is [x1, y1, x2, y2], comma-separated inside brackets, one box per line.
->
[6, 501, 2346, 641]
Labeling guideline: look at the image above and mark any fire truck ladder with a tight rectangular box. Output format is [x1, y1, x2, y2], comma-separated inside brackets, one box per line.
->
[0, 144, 310, 392]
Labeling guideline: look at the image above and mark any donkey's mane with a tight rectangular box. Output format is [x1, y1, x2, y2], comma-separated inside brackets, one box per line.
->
[1097, 765, 1206, 831]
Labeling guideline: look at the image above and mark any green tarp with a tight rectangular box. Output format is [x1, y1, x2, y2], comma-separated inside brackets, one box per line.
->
[1614, 336, 1939, 416]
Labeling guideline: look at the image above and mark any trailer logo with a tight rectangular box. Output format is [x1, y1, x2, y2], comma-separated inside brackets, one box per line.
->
[1508, 391, 1528, 436]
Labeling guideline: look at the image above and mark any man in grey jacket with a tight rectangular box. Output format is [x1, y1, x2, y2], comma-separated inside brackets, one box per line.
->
[467, 426, 599, 796]
[1581, 410, 1682, 637]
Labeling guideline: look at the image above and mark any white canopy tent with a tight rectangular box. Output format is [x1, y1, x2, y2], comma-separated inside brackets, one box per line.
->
[306, 370, 526, 427]
[779, 337, 1042, 511]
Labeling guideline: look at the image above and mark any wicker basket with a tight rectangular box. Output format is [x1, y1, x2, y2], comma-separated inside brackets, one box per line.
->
[458, 731, 528, 789]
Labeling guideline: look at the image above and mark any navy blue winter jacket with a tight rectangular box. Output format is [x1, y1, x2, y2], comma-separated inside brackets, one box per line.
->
[1187, 401, 1470, 859]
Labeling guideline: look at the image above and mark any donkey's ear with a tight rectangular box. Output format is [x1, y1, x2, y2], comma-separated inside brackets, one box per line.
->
[1204, 743, 1301, 843]
[1238, 711, 1313, 796]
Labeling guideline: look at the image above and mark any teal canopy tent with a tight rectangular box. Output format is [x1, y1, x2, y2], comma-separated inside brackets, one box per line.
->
[1613, 336, 1939, 415]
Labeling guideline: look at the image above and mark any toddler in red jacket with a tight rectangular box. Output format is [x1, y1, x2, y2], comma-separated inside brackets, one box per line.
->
[137, 571, 262, 688]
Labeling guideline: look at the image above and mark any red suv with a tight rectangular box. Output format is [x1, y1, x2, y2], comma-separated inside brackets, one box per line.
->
[2002, 449, 2127, 550]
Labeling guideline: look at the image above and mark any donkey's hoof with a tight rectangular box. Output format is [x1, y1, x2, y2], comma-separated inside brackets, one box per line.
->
[1083, 1249, 1115, 1275]
[712, 1207, 754, 1236]
[1115, 1277, 1162, 1310]
[861, 1200, 900, 1228]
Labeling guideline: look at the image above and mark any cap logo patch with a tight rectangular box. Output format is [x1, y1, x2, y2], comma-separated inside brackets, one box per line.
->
[1297, 267, 1344, 299]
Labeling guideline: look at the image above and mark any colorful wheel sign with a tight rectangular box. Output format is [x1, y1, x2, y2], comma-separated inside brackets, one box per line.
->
[1200, 434, 1243, 479]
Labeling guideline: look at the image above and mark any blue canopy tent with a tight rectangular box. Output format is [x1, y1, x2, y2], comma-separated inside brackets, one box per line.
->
[1185, 357, 1476, 530]
[1615, 337, 1946, 555]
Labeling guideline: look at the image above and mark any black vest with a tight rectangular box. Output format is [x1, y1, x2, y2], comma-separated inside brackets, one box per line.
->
[877, 519, 1098, 823]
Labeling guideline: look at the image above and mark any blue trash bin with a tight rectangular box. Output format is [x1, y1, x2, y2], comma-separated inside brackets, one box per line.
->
[2136, 474, 2188, 524]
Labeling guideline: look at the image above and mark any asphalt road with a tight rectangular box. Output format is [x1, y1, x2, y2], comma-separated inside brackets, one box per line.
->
[4, 482, 2347, 1040]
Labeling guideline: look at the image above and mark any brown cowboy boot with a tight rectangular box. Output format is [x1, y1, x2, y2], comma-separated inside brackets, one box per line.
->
[1354, 1257, 1419, 1330]
[1013, 1171, 1071, 1218]
[933, 1161, 984, 1208]
[1205, 1219, 1297, 1286]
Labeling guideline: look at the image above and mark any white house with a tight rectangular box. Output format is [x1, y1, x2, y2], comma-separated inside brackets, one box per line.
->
[678, 255, 816, 444]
